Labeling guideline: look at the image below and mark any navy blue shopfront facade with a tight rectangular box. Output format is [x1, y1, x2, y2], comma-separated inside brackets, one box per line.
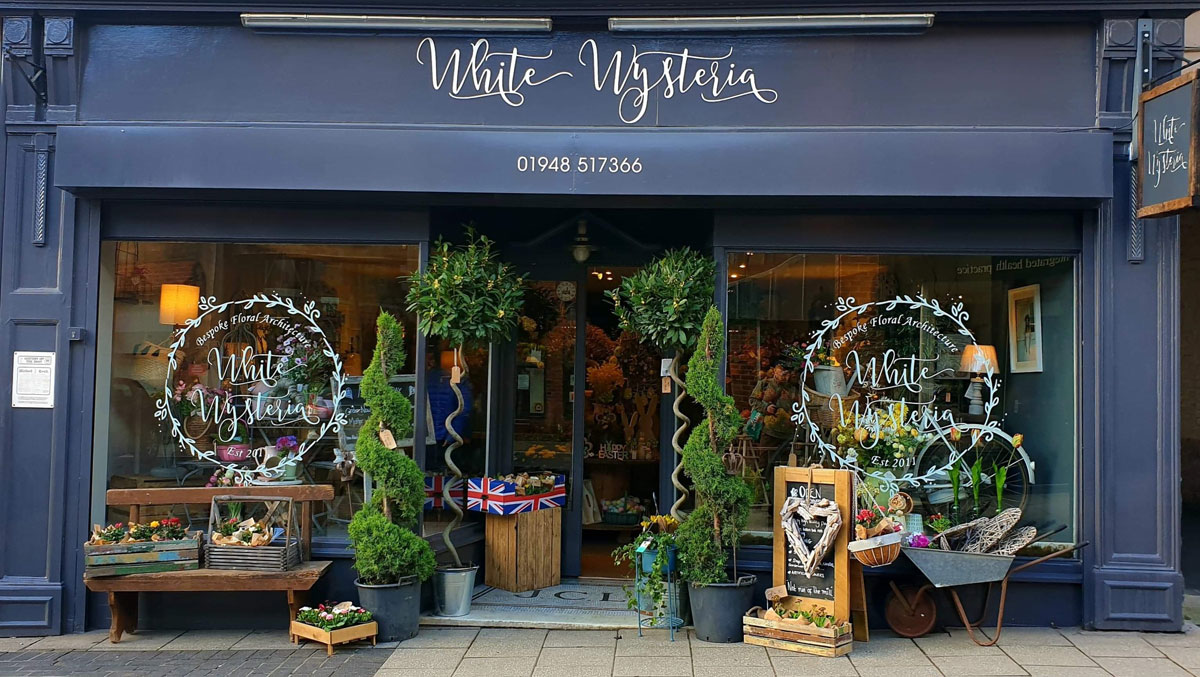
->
[0, 0, 1189, 635]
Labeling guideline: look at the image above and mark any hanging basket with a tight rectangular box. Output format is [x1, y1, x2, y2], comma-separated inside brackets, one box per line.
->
[802, 386, 862, 430]
[848, 530, 904, 567]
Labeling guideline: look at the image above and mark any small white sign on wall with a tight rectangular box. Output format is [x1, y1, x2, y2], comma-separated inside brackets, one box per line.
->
[12, 351, 55, 408]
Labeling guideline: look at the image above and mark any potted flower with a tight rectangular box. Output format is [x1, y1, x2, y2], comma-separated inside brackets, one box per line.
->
[349, 312, 436, 641]
[406, 228, 524, 616]
[848, 504, 905, 567]
[291, 601, 378, 655]
[609, 248, 715, 519]
[613, 514, 681, 625]
[676, 307, 757, 643]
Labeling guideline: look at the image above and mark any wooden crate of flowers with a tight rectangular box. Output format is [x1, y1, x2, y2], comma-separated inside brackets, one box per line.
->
[290, 601, 378, 656]
[743, 605, 853, 657]
[84, 518, 201, 578]
[204, 495, 302, 571]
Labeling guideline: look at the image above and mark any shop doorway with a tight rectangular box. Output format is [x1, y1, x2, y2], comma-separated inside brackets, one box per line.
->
[439, 207, 706, 587]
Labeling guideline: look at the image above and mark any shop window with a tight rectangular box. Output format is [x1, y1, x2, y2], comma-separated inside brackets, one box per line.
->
[727, 252, 1076, 550]
[95, 242, 419, 540]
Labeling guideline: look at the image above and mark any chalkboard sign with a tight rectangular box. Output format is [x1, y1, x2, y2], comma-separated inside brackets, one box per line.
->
[336, 374, 434, 451]
[773, 466, 853, 624]
[1139, 70, 1200, 218]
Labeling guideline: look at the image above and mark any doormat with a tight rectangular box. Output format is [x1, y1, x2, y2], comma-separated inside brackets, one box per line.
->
[421, 579, 642, 629]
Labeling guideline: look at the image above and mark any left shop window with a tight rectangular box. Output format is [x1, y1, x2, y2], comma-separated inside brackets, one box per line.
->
[96, 242, 419, 539]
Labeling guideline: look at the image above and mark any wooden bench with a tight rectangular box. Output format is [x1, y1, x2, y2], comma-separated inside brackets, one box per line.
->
[84, 485, 335, 643]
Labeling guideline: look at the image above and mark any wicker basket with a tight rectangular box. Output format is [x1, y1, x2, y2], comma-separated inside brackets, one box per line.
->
[127, 342, 173, 389]
[848, 530, 904, 567]
[205, 495, 302, 571]
[803, 386, 862, 430]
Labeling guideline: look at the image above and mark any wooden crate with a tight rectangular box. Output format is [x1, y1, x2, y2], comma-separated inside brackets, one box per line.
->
[743, 607, 853, 657]
[83, 532, 202, 578]
[485, 507, 561, 592]
[290, 620, 377, 656]
[205, 540, 301, 571]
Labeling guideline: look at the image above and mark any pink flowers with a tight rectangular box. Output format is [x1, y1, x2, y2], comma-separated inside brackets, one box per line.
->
[908, 533, 931, 548]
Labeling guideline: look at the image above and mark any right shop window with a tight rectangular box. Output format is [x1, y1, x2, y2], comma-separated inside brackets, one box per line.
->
[726, 253, 1076, 551]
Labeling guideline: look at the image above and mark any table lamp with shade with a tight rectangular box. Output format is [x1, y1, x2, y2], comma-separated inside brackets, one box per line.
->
[959, 344, 998, 416]
[159, 283, 200, 327]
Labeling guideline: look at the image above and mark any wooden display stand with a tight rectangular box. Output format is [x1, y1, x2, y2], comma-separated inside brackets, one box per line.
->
[485, 506, 561, 592]
[290, 620, 378, 656]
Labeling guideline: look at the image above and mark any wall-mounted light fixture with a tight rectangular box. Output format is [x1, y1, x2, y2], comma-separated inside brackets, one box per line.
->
[608, 14, 934, 34]
[240, 13, 553, 32]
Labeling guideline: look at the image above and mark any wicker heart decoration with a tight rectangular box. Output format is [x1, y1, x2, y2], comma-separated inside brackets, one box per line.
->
[780, 496, 842, 578]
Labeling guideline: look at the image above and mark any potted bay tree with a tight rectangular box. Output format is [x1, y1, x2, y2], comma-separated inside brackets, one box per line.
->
[349, 311, 436, 642]
[608, 248, 715, 519]
[406, 228, 525, 616]
[677, 306, 757, 642]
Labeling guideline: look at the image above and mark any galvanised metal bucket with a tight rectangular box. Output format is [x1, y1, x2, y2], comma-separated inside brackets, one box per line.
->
[433, 564, 478, 617]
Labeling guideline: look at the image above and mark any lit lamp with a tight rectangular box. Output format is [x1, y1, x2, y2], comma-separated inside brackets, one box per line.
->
[959, 344, 998, 416]
[159, 284, 200, 326]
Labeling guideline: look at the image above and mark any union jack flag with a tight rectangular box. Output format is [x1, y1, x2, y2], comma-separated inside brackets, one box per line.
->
[424, 475, 465, 511]
[467, 475, 566, 515]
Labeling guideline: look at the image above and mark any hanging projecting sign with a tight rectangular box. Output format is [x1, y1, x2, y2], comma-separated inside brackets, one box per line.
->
[11, 351, 55, 408]
[1138, 70, 1199, 218]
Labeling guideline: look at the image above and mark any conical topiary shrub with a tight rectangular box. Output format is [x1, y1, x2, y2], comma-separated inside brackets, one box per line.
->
[348, 311, 435, 641]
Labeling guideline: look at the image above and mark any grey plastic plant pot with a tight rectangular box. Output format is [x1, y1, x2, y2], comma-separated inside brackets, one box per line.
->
[355, 576, 420, 643]
[687, 574, 757, 643]
[433, 564, 479, 617]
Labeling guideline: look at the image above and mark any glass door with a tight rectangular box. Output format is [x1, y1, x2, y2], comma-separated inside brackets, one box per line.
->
[579, 267, 662, 578]
[510, 280, 576, 479]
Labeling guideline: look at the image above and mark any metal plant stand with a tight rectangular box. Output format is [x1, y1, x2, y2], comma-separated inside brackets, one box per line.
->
[634, 544, 683, 640]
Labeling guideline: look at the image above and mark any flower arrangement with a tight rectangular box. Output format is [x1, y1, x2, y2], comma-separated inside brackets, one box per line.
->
[295, 602, 373, 631]
[907, 533, 933, 548]
[782, 341, 838, 369]
[275, 435, 299, 453]
[854, 505, 901, 540]
[831, 402, 933, 470]
[927, 512, 952, 533]
[211, 516, 273, 547]
[89, 517, 189, 545]
[612, 514, 680, 622]
[587, 357, 626, 403]
[765, 604, 851, 633]
[276, 331, 335, 398]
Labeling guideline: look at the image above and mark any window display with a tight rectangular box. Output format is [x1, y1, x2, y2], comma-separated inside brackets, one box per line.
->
[727, 253, 1076, 548]
[96, 242, 419, 538]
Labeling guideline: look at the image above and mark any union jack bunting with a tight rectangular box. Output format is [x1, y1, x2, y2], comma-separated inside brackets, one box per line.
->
[423, 475, 465, 511]
[466, 475, 567, 515]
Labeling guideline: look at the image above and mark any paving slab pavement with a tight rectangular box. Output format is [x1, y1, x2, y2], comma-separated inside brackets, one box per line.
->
[4, 624, 1200, 676]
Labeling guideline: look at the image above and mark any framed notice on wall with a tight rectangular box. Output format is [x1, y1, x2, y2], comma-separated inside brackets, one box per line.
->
[1138, 70, 1200, 218]
[772, 466, 854, 624]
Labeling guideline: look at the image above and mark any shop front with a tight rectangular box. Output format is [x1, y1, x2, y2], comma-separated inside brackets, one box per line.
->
[0, 2, 1187, 637]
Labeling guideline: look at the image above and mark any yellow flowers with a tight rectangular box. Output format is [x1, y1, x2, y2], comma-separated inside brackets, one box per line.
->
[1012, 433, 1024, 448]
[950, 427, 963, 442]
[150, 521, 160, 528]
[641, 514, 680, 534]
[853, 428, 869, 443]
[497, 309, 505, 318]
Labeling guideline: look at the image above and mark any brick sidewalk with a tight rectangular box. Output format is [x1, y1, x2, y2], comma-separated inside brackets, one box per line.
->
[3, 624, 1200, 676]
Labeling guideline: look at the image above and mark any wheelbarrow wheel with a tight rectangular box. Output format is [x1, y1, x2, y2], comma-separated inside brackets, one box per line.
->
[885, 585, 937, 638]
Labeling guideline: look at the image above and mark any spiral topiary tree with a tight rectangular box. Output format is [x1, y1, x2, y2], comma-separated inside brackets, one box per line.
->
[676, 306, 752, 584]
[609, 248, 716, 519]
[349, 311, 436, 585]
[406, 227, 525, 566]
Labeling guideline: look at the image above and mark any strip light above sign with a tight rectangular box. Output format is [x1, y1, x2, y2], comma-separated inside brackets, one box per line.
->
[1138, 69, 1200, 218]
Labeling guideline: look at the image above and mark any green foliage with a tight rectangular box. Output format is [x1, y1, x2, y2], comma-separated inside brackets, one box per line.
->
[406, 227, 526, 348]
[348, 509, 436, 585]
[349, 312, 434, 584]
[612, 525, 678, 621]
[608, 248, 716, 354]
[677, 307, 752, 585]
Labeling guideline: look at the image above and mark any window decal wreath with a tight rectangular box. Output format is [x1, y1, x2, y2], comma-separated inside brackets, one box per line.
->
[154, 294, 347, 483]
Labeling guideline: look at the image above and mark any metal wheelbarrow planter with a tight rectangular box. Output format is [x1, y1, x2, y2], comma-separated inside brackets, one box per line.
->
[885, 527, 1088, 646]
